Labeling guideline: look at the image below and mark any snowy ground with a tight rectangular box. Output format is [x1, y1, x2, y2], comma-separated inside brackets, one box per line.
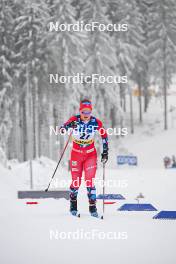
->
[1, 95, 176, 264]
[1, 129, 176, 264]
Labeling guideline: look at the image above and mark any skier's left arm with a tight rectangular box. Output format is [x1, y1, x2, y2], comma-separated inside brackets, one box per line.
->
[59, 116, 78, 134]
[96, 119, 109, 163]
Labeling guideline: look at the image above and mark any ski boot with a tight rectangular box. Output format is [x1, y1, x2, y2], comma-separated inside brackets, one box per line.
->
[70, 188, 79, 216]
[70, 199, 78, 216]
[87, 187, 98, 217]
[89, 199, 98, 217]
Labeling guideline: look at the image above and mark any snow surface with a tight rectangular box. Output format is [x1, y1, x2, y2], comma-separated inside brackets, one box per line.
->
[1, 95, 176, 264]
[1, 127, 176, 264]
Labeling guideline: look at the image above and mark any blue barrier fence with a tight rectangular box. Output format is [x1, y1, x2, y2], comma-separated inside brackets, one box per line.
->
[117, 155, 138, 166]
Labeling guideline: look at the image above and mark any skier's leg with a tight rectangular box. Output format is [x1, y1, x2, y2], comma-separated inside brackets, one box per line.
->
[87, 186, 98, 216]
[69, 188, 78, 214]
[70, 154, 83, 189]
[84, 153, 97, 188]
[69, 151, 83, 214]
[84, 154, 98, 216]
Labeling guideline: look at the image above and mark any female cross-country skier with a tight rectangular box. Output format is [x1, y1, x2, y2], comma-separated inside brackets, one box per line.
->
[60, 99, 108, 217]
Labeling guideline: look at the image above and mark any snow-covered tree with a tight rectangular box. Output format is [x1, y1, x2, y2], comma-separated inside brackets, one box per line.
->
[0, 0, 175, 163]
[81, 0, 118, 128]
[48, 0, 87, 152]
[148, 0, 176, 129]
[13, 0, 50, 160]
[108, 0, 146, 126]
[0, 0, 14, 153]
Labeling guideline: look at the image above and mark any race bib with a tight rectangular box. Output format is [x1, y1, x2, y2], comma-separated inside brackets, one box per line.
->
[72, 124, 95, 146]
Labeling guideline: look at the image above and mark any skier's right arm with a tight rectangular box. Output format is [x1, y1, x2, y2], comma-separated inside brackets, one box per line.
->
[60, 116, 78, 133]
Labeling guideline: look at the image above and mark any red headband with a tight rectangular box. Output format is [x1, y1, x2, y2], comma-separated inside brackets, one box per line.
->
[79, 101, 92, 111]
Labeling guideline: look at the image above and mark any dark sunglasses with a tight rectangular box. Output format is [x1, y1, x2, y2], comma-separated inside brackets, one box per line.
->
[81, 111, 92, 115]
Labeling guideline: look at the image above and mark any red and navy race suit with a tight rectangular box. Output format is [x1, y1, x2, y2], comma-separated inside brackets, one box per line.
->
[61, 114, 108, 201]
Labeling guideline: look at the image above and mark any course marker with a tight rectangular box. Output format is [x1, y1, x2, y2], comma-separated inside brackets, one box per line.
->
[153, 211, 176, 220]
[118, 203, 157, 211]
[97, 194, 125, 200]
[26, 201, 38, 205]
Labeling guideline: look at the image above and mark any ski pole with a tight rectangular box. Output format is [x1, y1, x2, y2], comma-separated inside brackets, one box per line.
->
[102, 162, 106, 214]
[45, 130, 73, 192]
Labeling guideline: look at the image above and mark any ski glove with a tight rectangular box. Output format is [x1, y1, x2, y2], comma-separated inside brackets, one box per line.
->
[60, 120, 77, 134]
[101, 150, 108, 164]
[70, 120, 78, 128]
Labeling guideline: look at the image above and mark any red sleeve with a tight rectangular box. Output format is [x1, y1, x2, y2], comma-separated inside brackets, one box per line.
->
[63, 116, 77, 127]
[60, 116, 78, 130]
